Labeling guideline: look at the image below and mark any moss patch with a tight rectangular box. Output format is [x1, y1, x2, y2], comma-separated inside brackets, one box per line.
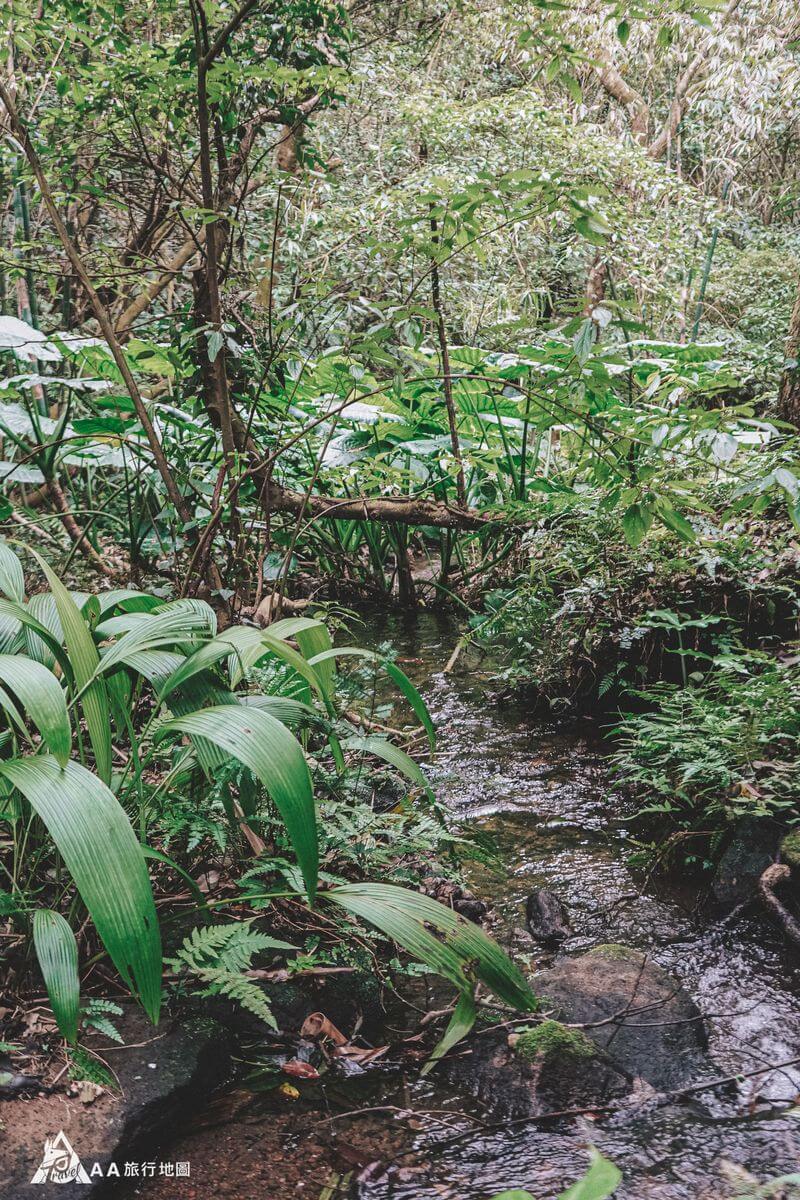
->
[589, 943, 644, 963]
[513, 1019, 596, 1063]
[781, 830, 800, 871]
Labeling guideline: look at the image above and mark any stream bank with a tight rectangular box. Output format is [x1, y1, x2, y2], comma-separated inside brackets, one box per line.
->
[119, 610, 800, 1200]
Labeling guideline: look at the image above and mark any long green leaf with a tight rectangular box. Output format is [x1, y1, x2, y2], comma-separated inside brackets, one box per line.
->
[343, 733, 433, 798]
[0, 654, 70, 764]
[160, 706, 318, 901]
[308, 647, 435, 749]
[0, 757, 161, 1021]
[33, 554, 111, 783]
[0, 539, 25, 603]
[558, 1149, 622, 1200]
[325, 883, 536, 1012]
[33, 909, 80, 1044]
[421, 990, 476, 1077]
[93, 601, 214, 678]
[384, 661, 436, 750]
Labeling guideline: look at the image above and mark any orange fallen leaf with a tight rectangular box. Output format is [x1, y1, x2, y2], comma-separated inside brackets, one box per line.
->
[282, 1059, 320, 1080]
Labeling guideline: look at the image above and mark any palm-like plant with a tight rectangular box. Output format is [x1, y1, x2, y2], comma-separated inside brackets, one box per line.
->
[0, 540, 535, 1050]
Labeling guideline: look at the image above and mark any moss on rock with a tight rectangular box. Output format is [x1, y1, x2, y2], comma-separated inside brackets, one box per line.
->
[513, 1019, 596, 1063]
[780, 830, 800, 871]
[589, 943, 644, 963]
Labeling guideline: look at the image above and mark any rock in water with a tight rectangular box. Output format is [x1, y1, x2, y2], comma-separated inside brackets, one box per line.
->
[535, 944, 708, 1090]
[439, 1018, 630, 1120]
[712, 817, 779, 906]
[525, 889, 570, 946]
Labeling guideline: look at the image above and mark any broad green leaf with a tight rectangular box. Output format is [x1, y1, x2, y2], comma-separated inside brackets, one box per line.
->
[33, 554, 111, 784]
[0, 653, 71, 764]
[94, 601, 214, 678]
[657, 504, 696, 542]
[343, 734, 433, 798]
[0, 539, 25, 603]
[621, 502, 654, 548]
[325, 883, 536, 1012]
[421, 990, 476, 1076]
[33, 909, 80, 1044]
[0, 757, 161, 1021]
[161, 706, 318, 901]
[291, 619, 335, 698]
[558, 1149, 622, 1200]
[159, 626, 265, 697]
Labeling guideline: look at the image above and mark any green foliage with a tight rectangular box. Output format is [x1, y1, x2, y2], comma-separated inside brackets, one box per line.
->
[613, 650, 800, 853]
[488, 1148, 622, 1200]
[33, 910, 80, 1043]
[325, 881, 537, 1013]
[167, 923, 296, 1028]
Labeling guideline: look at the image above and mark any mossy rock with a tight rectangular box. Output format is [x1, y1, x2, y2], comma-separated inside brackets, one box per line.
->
[514, 1019, 596, 1064]
[780, 830, 800, 872]
[438, 1018, 629, 1120]
[589, 943, 644, 963]
[534, 945, 709, 1091]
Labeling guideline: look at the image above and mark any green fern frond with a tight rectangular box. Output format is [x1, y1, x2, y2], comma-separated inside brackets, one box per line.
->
[194, 968, 278, 1028]
[167, 923, 293, 1028]
[168, 922, 294, 976]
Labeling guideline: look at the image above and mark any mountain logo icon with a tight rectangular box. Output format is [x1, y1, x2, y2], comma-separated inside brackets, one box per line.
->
[31, 1131, 91, 1184]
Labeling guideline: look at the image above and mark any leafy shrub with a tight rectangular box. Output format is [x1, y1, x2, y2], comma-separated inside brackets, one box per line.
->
[612, 650, 800, 857]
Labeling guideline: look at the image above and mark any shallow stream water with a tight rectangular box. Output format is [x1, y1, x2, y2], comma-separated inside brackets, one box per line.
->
[355, 610, 800, 1199]
[128, 609, 800, 1200]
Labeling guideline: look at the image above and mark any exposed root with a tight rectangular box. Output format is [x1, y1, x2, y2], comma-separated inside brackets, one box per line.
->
[757, 863, 800, 947]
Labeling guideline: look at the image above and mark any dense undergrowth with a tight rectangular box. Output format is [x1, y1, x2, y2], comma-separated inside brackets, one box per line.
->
[1, 0, 800, 1154]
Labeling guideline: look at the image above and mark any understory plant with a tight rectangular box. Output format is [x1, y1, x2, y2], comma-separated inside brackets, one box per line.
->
[0, 539, 535, 1059]
[612, 648, 800, 865]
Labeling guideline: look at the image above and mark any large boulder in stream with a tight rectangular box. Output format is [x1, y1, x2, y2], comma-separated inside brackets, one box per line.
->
[535, 944, 708, 1091]
[440, 944, 709, 1118]
[712, 817, 780, 906]
[439, 1018, 630, 1120]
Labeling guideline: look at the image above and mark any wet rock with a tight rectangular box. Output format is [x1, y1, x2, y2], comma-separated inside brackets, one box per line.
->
[535, 944, 708, 1091]
[420, 876, 488, 923]
[712, 817, 779, 906]
[525, 889, 571, 946]
[0, 1012, 233, 1199]
[439, 1017, 630, 1119]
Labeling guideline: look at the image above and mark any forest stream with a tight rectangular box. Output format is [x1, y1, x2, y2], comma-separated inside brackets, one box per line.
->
[123, 611, 800, 1200]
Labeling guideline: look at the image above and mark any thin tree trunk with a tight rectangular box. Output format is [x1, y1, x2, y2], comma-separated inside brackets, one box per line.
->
[430, 211, 467, 508]
[779, 278, 800, 427]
